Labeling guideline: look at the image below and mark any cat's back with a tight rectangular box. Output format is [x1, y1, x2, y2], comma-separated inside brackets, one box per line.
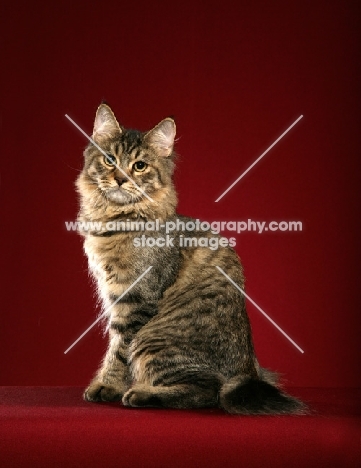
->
[131, 228, 251, 379]
[133, 216, 248, 348]
[170, 213, 244, 288]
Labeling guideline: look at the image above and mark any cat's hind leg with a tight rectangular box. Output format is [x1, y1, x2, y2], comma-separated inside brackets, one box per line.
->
[122, 382, 218, 409]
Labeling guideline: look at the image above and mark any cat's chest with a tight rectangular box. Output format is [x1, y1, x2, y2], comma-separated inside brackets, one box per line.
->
[83, 234, 134, 280]
[83, 231, 180, 305]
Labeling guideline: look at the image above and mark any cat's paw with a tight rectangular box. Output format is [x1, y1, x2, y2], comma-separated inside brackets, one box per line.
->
[84, 382, 124, 402]
[122, 385, 161, 407]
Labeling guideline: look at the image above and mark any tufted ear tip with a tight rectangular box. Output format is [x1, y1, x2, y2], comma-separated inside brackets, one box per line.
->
[145, 118, 176, 157]
[93, 103, 122, 142]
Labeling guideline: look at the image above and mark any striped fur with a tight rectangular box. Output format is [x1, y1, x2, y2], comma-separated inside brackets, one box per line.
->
[77, 104, 306, 414]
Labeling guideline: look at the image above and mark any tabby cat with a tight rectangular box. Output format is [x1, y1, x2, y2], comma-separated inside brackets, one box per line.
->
[75, 103, 305, 414]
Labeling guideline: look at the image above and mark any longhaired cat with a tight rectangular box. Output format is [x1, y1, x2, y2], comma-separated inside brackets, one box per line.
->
[75, 103, 305, 414]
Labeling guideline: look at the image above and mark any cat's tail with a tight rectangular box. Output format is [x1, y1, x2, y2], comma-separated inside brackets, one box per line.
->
[219, 374, 307, 415]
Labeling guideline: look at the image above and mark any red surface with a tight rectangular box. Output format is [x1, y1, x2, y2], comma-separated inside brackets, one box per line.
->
[1, 0, 360, 389]
[0, 387, 360, 468]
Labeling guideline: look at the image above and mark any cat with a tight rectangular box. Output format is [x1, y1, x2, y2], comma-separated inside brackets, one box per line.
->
[75, 103, 306, 414]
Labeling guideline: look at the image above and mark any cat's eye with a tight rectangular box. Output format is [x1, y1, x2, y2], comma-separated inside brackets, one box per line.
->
[133, 161, 147, 172]
[104, 154, 117, 166]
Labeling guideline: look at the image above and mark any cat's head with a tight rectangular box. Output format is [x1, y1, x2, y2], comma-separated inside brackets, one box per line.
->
[76, 104, 177, 220]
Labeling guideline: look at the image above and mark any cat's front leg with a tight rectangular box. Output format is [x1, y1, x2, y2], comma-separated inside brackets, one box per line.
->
[84, 302, 158, 402]
[84, 330, 131, 402]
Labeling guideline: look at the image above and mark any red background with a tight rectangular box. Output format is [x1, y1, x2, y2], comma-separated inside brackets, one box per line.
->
[1, 0, 360, 388]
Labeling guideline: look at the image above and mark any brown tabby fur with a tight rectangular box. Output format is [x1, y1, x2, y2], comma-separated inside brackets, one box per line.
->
[75, 104, 306, 414]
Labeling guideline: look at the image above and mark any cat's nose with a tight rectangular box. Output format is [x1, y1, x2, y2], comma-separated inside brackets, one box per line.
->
[114, 175, 128, 186]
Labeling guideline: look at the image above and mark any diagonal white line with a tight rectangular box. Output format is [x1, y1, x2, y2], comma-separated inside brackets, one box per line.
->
[64, 266, 153, 354]
[215, 115, 303, 202]
[65, 114, 154, 203]
[216, 266, 304, 353]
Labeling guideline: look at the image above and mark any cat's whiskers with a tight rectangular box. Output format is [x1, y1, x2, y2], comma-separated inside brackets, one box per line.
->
[65, 163, 82, 173]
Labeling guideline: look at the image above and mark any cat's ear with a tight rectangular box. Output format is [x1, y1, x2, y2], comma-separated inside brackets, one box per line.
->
[145, 118, 176, 157]
[92, 104, 122, 143]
